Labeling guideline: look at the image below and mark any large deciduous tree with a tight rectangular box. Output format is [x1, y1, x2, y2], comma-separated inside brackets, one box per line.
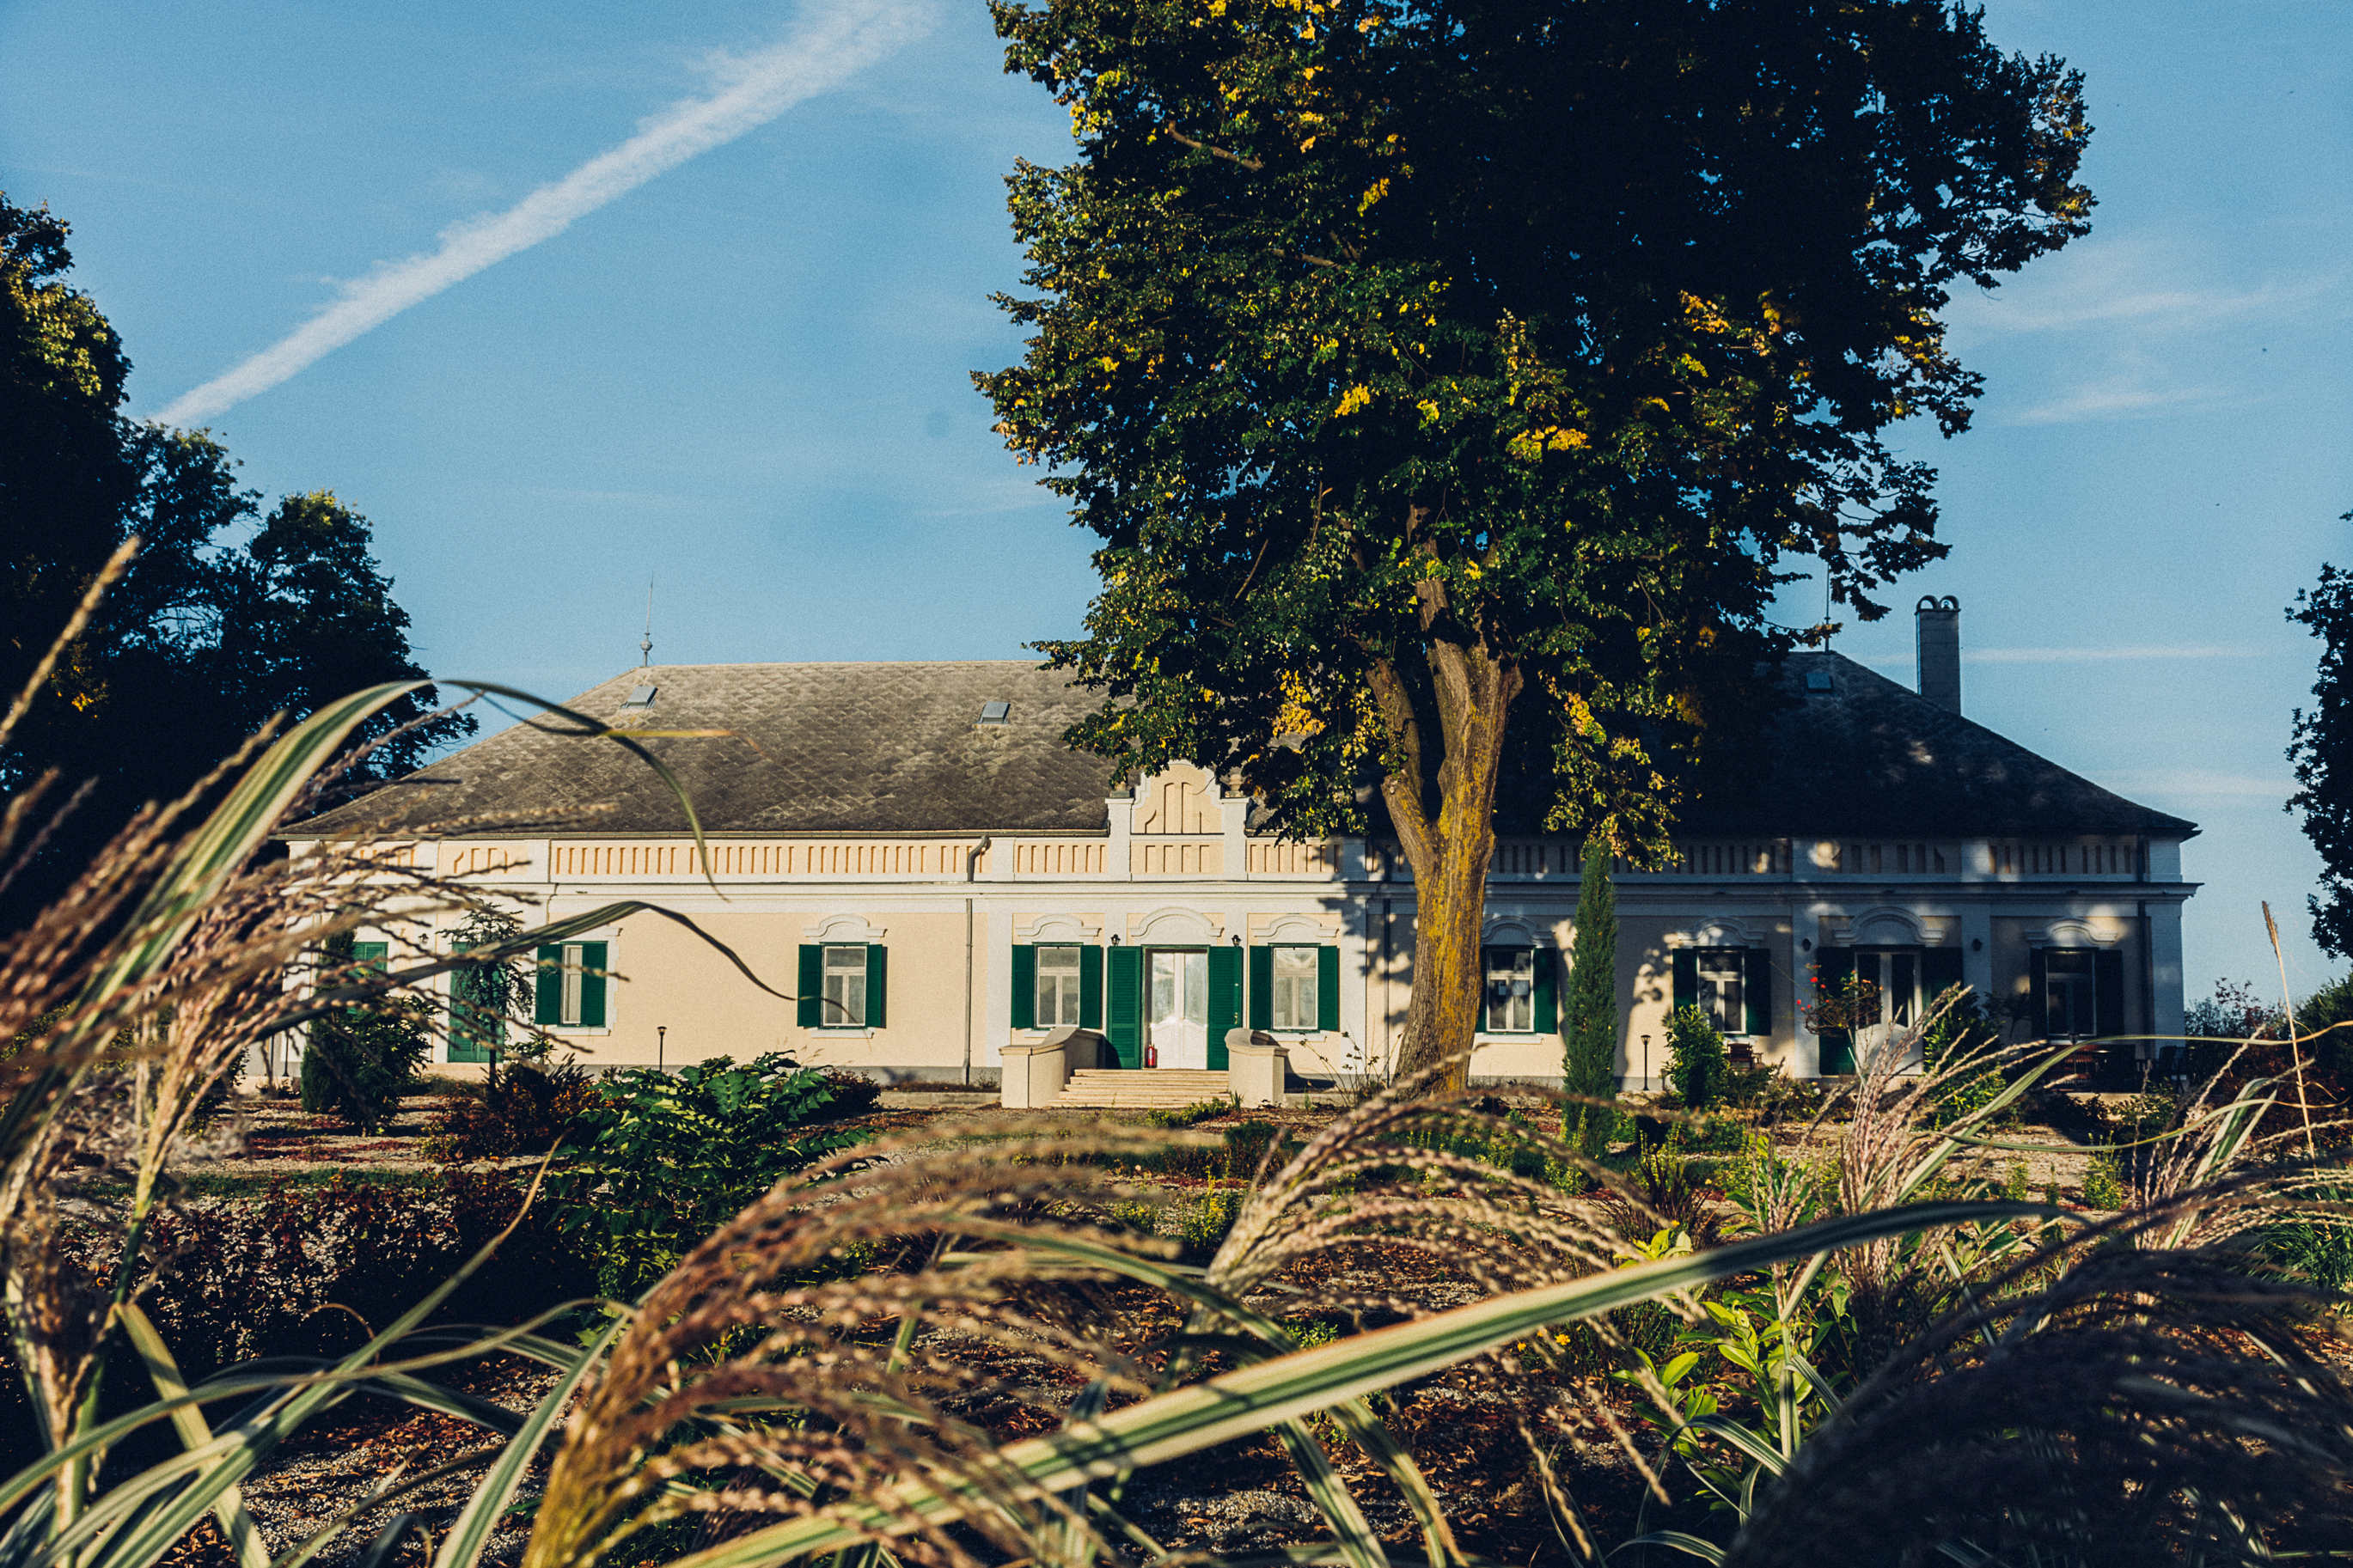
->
[2289, 510, 2353, 956]
[0, 192, 471, 923]
[980, 0, 2091, 1088]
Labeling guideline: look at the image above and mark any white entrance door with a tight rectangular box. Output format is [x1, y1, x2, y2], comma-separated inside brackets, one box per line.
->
[1855, 949, 1920, 1067]
[1148, 949, 1209, 1069]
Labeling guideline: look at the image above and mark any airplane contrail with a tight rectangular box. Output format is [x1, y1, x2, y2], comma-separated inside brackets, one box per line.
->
[154, 0, 932, 427]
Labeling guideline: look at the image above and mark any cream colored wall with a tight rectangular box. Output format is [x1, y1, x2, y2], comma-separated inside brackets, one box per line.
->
[1621, 916, 1677, 1084]
[791, 912, 971, 1075]
[584, 911, 798, 1067]
[563, 909, 976, 1074]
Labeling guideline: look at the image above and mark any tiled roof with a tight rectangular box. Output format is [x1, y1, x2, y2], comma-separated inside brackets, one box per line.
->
[290, 662, 1119, 837]
[290, 652, 2196, 843]
[1675, 652, 2197, 840]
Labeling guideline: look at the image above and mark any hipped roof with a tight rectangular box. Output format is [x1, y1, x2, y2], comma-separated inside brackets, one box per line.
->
[289, 653, 2195, 842]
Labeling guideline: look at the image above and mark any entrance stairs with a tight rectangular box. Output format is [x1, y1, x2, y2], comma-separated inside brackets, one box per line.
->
[1053, 1068, 1232, 1111]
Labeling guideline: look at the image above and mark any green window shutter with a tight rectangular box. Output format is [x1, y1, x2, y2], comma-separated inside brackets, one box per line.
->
[1010, 945, 1036, 1030]
[1921, 945, 1964, 1004]
[1672, 950, 1699, 1013]
[1478, 946, 1498, 1032]
[579, 941, 608, 1028]
[865, 945, 888, 1029]
[1248, 946, 1274, 1030]
[1317, 944, 1341, 1033]
[353, 941, 388, 969]
[534, 944, 563, 1026]
[797, 945, 822, 1028]
[2094, 949, 2125, 1037]
[1745, 948, 1773, 1038]
[1107, 945, 1142, 1068]
[1533, 948, 1558, 1034]
[1815, 948, 1855, 1074]
[1207, 946, 1241, 1070]
[1080, 945, 1103, 1030]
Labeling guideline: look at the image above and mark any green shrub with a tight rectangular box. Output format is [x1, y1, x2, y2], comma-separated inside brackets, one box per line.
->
[1177, 1187, 1243, 1253]
[547, 1053, 871, 1296]
[1141, 1099, 1231, 1128]
[425, 1059, 600, 1162]
[2005, 1160, 2032, 1204]
[300, 934, 431, 1133]
[2082, 1148, 2124, 1211]
[1665, 1004, 1729, 1111]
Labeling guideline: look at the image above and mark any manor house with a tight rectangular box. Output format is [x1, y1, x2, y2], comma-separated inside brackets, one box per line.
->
[284, 599, 2197, 1106]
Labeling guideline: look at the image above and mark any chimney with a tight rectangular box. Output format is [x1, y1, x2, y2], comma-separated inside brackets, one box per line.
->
[1916, 595, 1961, 713]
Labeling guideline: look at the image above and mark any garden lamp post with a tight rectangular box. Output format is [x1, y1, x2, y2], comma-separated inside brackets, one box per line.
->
[657, 1026, 666, 1073]
[1641, 1034, 1651, 1094]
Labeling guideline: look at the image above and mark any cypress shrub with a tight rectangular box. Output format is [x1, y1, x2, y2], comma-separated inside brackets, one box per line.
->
[1562, 838, 1620, 1157]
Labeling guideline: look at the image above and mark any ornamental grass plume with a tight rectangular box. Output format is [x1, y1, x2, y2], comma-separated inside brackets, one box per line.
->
[1728, 1240, 2353, 1565]
[522, 1070, 1663, 1568]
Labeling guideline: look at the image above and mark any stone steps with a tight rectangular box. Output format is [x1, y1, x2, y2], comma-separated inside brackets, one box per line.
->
[1053, 1068, 1232, 1110]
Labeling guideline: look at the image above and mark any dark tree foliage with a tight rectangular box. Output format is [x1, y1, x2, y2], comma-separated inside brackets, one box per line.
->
[979, 0, 2093, 1084]
[2289, 512, 2353, 957]
[0, 192, 471, 924]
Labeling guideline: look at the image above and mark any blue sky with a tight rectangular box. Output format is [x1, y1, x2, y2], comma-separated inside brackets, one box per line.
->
[2, 0, 2348, 1001]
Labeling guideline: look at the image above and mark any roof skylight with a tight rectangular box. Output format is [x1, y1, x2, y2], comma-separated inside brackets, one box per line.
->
[622, 684, 658, 707]
[978, 700, 1011, 726]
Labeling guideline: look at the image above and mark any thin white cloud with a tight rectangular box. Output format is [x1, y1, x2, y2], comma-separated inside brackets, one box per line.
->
[152, 0, 933, 426]
[1968, 645, 2263, 664]
[2008, 377, 2234, 425]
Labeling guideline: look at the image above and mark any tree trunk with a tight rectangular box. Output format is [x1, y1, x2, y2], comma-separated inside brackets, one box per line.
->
[1373, 633, 1522, 1096]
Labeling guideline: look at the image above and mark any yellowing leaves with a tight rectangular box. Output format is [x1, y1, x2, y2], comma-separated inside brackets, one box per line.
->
[1357, 177, 1390, 215]
[1335, 384, 1373, 416]
[1505, 425, 1590, 461]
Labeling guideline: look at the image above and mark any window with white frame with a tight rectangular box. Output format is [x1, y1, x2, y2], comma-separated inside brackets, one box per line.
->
[822, 944, 868, 1028]
[1696, 949, 1745, 1035]
[1270, 945, 1319, 1029]
[1036, 944, 1084, 1028]
[1485, 946, 1535, 1033]
[558, 943, 587, 1026]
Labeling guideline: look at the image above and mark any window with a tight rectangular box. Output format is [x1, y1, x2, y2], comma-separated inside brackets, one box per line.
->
[1270, 945, 1319, 1029]
[1696, 949, 1745, 1034]
[823, 943, 867, 1028]
[1036, 944, 1084, 1028]
[798, 943, 887, 1029]
[1486, 947, 1535, 1034]
[533, 941, 608, 1030]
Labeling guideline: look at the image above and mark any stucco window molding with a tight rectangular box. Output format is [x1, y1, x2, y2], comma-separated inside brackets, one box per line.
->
[1825, 907, 1953, 949]
[2024, 918, 2122, 949]
[1018, 915, 1103, 943]
[1664, 918, 1772, 949]
[804, 914, 886, 943]
[1131, 906, 1224, 945]
[1260, 913, 1335, 944]
[1482, 914, 1543, 948]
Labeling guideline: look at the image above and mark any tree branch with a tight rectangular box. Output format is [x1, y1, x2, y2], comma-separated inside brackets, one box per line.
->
[1163, 124, 1263, 172]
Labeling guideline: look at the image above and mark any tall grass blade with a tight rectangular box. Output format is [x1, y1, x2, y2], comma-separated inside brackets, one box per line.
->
[431, 1315, 626, 1568]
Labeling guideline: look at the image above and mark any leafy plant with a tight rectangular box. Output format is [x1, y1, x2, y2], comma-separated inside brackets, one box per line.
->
[298, 931, 431, 1132]
[1665, 1004, 1729, 1112]
[545, 1053, 871, 1296]
[426, 1059, 601, 1162]
[447, 905, 537, 1086]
